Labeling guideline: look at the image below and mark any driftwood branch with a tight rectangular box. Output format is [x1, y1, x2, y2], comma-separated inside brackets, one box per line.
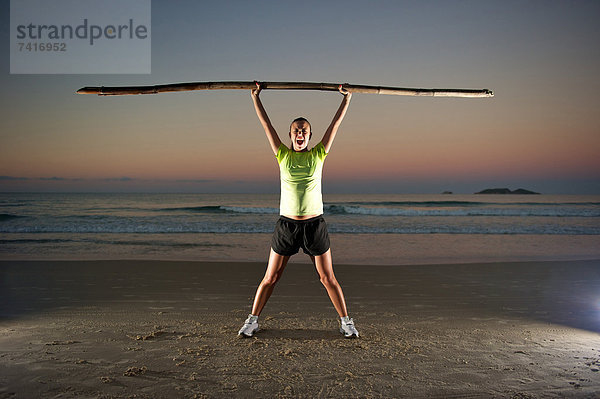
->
[77, 81, 493, 98]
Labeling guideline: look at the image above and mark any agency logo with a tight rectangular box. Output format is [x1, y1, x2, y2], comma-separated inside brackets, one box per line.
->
[10, 0, 151, 74]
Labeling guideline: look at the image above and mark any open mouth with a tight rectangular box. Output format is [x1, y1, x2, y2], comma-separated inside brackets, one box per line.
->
[296, 139, 304, 146]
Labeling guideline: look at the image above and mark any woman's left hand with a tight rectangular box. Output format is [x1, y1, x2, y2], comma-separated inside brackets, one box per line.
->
[338, 84, 352, 100]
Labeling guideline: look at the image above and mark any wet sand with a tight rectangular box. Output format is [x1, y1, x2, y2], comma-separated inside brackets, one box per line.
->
[1, 259, 599, 398]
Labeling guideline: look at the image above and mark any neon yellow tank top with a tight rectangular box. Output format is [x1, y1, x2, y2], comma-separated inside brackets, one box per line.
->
[276, 142, 328, 216]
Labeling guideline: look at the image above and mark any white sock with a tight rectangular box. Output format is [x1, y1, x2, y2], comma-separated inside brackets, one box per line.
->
[341, 316, 350, 323]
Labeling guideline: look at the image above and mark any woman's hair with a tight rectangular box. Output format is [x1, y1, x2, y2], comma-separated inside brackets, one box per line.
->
[289, 117, 312, 137]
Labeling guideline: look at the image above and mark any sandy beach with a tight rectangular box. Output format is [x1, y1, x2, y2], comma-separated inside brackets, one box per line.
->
[1, 259, 599, 398]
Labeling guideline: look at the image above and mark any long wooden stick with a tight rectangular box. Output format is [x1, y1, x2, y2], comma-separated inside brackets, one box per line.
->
[77, 81, 493, 98]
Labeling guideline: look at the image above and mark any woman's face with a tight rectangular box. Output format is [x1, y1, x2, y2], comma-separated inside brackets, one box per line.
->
[289, 120, 311, 152]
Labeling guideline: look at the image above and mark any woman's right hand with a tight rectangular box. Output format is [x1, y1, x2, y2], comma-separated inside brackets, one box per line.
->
[251, 81, 262, 98]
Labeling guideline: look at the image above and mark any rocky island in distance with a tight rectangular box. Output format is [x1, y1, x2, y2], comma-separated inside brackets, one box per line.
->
[475, 188, 540, 195]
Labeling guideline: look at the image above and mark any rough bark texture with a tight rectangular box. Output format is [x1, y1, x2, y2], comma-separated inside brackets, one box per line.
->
[77, 81, 494, 98]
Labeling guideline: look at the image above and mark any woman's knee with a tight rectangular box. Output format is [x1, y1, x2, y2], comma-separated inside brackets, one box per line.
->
[261, 275, 276, 287]
[319, 274, 338, 289]
[261, 271, 283, 287]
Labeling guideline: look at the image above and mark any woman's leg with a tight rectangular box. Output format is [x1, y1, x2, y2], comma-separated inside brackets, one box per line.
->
[311, 249, 348, 318]
[250, 248, 290, 316]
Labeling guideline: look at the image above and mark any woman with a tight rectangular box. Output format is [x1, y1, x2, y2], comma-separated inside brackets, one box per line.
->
[238, 82, 359, 338]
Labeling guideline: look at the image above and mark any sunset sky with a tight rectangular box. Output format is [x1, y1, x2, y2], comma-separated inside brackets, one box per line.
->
[1, 0, 599, 194]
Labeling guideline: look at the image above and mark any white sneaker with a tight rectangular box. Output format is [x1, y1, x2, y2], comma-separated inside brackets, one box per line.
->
[340, 317, 359, 338]
[238, 314, 259, 337]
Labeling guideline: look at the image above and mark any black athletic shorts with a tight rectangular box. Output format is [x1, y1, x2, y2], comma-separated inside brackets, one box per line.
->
[271, 215, 330, 256]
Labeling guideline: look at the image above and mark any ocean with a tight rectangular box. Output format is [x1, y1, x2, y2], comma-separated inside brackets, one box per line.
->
[1, 193, 599, 265]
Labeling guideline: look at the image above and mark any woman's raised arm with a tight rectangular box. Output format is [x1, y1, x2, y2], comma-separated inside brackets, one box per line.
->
[321, 85, 352, 153]
[320, 85, 352, 153]
[251, 82, 281, 155]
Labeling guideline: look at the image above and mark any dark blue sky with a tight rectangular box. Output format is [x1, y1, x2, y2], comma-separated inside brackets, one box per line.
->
[1, 0, 599, 193]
